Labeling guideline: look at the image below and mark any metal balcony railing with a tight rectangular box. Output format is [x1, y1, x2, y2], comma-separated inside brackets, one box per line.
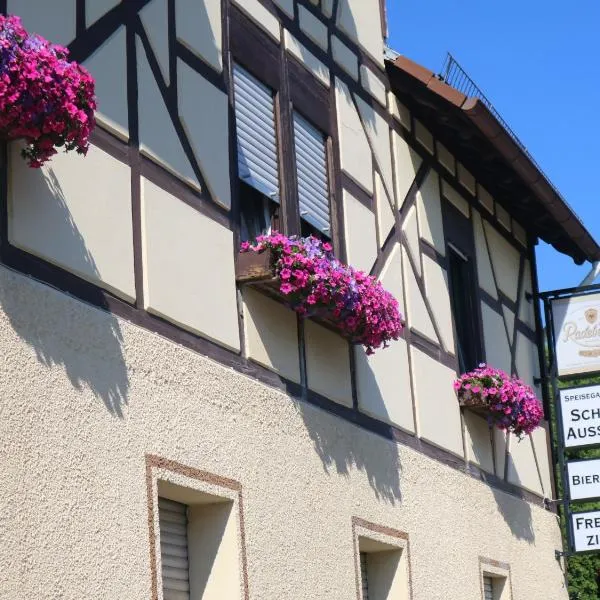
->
[439, 52, 574, 212]
[439, 52, 564, 200]
[440, 53, 535, 162]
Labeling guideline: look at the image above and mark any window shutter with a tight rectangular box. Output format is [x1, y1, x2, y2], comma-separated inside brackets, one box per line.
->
[159, 498, 190, 600]
[360, 552, 370, 600]
[483, 576, 494, 600]
[233, 64, 280, 202]
[292, 111, 330, 235]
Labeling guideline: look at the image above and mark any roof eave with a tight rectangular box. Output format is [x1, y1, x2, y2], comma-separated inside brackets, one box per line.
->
[386, 56, 600, 265]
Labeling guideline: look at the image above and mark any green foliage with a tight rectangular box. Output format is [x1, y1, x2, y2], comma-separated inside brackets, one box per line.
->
[567, 554, 600, 600]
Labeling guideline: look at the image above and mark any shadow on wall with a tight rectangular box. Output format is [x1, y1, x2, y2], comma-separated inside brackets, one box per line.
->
[0, 166, 129, 416]
[463, 411, 535, 542]
[492, 457, 535, 544]
[294, 389, 403, 506]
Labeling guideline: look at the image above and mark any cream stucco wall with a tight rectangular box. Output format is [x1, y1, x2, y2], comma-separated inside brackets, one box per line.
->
[141, 177, 240, 351]
[416, 171, 445, 256]
[484, 222, 521, 302]
[335, 78, 374, 193]
[233, 0, 281, 41]
[8, 143, 136, 302]
[305, 320, 353, 406]
[375, 172, 396, 246]
[8, 0, 76, 46]
[284, 31, 330, 87]
[83, 28, 129, 139]
[392, 133, 422, 210]
[243, 288, 301, 384]
[0, 266, 567, 600]
[343, 191, 378, 274]
[336, 0, 384, 65]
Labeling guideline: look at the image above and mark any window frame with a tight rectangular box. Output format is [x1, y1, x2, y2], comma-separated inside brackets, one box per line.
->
[359, 551, 370, 600]
[352, 517, 411, 600]
[232, 61, 283, 241]
[157, 497, 191, 600]
[441, 194, 485, 373]
[483, 574, 495, 600]
[292, 108, 332, 238]
[146, 455, 249, 600]
[479, 557, 512, 600]
[447, 242, 482, 373]
[228, 6, 338, 248]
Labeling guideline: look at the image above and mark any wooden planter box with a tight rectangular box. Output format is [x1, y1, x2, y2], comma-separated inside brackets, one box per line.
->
[235, 249, 359, 343]
[457, 395, 491, 418]
[236, 249, 277, 284]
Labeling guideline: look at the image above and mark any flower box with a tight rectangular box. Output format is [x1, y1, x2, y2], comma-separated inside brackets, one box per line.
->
[0, 15, 96, 167]
[236, 233, 404, 354]
[236, 247, 277, 284]
[457, 394, 491, 415]
[236, 247, 362, 343]
[454, 365, 544, 439]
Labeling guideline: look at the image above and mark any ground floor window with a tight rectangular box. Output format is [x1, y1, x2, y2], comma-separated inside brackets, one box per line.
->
[483, 575, 494, 600]
[360, 551, 370, 599]
[480, 558, 512, 600]
[147, 455, 248, 600]
[158, 498, 190, 600]
[353, 517, 410, 600]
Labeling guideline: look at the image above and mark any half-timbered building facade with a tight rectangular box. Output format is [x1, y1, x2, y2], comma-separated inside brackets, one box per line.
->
[1, 1, 598, 599]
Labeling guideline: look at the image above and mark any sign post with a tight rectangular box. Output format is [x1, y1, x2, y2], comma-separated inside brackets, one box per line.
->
[542, 283, 600, 558]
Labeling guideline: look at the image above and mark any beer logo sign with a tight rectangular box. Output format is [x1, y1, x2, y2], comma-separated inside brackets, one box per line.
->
[553, 294, 600, 376]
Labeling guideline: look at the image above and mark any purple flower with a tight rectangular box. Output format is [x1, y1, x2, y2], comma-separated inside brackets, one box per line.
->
[0, 15, 96, 167]
[241, 232, 404, 354]
[454, 364, 543, 438]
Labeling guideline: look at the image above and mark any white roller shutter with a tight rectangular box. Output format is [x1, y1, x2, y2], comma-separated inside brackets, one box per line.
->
[483, 576, 494, 600]
[360, 552, 370, 600]
[159, 498, 190, 600]
[292, 111, 330, 235]
[233, 64, 280, 201]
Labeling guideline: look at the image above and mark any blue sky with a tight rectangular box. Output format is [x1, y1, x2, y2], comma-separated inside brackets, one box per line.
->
[386, 0, 600, 293]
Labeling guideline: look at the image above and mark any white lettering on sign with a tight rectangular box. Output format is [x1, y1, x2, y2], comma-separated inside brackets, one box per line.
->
[568, 460, 600, 501]
[572, 511, 600, 552]
[560, 385, 600, 449]
[552, 294, 600, 377]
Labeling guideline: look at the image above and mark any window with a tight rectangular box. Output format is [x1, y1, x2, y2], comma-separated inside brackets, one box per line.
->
[483, 575, 495, 600]
[156, 484, 243, 600]
[358, 541, 408, 600]
[230, 6, 335, 246]
[232, 63, 280, 241]
[479, 559, 511, 600]
[354, 521, 411, 600]
[360, 552, 370, 600]
[232, 64, 331, 241]
[292, 110, 331, 238]
[158, 498, 190, 600]
[448, 244, 481, 373]
[482, 573, 511, 600]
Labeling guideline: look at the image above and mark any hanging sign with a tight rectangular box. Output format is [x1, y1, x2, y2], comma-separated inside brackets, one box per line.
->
[552, 294, 600, 377]
[572, 511, 600, 552]
[568, 459, 600, 501]
[560, 384, 600, 448]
